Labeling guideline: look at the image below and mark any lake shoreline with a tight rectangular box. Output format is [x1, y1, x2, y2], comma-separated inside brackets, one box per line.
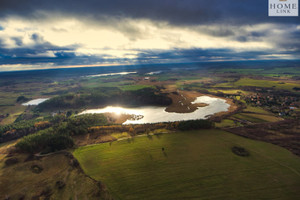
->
[79, 95, 231, 124]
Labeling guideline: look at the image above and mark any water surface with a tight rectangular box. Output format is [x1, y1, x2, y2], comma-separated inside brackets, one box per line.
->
[22, 98, 49, 106]
[86, 71, 137, 77]
[80, 96, 229, 124]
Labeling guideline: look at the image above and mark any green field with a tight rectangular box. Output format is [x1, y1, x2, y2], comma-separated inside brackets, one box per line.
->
[215, 119, 238, 128]
[243, 106, 272, 115]
[119, 84, 154, 91]
[234, 78, 299, 91]
[213, 78, 300, 91]
[73, 130, 300, 200]
[215, 67, 300, 77]
[0, 105, 26, 125]
[232, 113, 281, 123]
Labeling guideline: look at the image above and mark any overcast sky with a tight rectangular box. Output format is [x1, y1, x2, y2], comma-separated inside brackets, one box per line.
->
[0, 0, 299, 71]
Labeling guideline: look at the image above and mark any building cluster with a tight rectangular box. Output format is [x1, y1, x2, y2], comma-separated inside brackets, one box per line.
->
[244, 93, 299, 117]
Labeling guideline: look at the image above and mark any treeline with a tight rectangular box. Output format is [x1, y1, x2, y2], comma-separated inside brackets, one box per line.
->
[16, 95, 30, 103]
[0, 115, 69, 143]
[89, 123, 168, 135]
[176, 119, 214, 130]
[15, 128, 74, 154]
[36, 87, 172, 111]
[15, 114, 108, 153]
[15, 117, 213, 153]
[1, 113, 107, 144]
[58, 114, 108, 136]
[89, 119, 214, 135]
[0, 120, 49, 143]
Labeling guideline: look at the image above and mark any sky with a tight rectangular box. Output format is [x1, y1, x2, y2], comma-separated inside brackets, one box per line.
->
[0, 0, 299, 71]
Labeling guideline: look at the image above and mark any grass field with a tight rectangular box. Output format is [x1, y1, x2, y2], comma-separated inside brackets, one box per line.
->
[216, 67, 300, 77]
[119, 84, 154, 91]
[213, 78, 300, 91]
[234, 78, 299, 91]
[243, 106, 272, 115]
[215, 119, 238, 128]
[0, 105, 26, 125]
[82, 79, 134, 88]
[232, 112, 281, 123]
[73, 130, 300, 200]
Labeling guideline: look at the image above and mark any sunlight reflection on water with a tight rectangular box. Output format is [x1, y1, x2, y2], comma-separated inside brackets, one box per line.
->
[22, 98, 49, 106]
[80, 96, 229, 124]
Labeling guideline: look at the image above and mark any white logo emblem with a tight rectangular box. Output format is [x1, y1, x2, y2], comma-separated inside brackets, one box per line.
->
[269, 0, 298, 16]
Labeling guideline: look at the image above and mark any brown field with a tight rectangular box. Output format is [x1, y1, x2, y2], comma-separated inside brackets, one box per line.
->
[0, 149, 112, 200]
[226, 119, 300, 156]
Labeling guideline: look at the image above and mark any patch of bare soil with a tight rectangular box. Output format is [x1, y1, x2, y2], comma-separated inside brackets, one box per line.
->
[0, 152, 113, 200]
[165, 91, 208, 113]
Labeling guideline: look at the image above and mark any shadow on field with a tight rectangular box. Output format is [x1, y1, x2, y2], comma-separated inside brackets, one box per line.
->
[163, 151, 168, 157]
[127, 138, 135, 143]
[147, 135, 153, 140]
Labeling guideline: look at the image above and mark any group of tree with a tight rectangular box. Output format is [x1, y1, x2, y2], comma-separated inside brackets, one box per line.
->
[15, 114, 108, 153]
[1, 113, 107, 143]
[16, 95, 29, 103]
[15, 127, 74, 154]
[89, 119, 214, 136]
[0, 120, 47, 143]
[36, 87, 172, 111]
[175, 119, 214, 130]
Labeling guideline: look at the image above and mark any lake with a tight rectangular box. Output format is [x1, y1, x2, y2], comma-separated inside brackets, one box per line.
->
[80, 96, 229, 124]
[86, 71, 137, 77]
[22, 98, 49, 106]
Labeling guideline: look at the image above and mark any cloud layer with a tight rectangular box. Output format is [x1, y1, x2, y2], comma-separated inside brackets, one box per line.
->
[0, 0, 299, 71]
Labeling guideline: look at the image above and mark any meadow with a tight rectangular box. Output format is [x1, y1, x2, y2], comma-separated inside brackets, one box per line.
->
[74, 130, 300, 200]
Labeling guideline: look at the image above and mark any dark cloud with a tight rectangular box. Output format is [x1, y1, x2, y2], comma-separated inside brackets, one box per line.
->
[202, 27, 235, 37]
[276, 29, 300, 51]
[136, 49, 233, 63]
[0, 46, 299, 68]
[0, 0, 299, 70]
[11, 37, 23, 46]
[0, 33, 79, 65]
[0, 0, 298, 26]
[135, 48, 300, 64]
[0, 52, 131, 67]
[250, 32, 266, 38]
[31, 33, 42, 43]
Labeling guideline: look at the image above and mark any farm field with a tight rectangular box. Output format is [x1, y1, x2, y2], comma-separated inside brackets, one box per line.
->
[215, 119, 238, 128]
[234, 78, 299, 91]
[213, 78, 300, 91]
[231, 113, 282, 123]
[74, 130, 300, 200]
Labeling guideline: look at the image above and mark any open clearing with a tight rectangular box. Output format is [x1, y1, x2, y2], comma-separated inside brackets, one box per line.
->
[74, 130, 300, 200]
[0, 152, 109, 200]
